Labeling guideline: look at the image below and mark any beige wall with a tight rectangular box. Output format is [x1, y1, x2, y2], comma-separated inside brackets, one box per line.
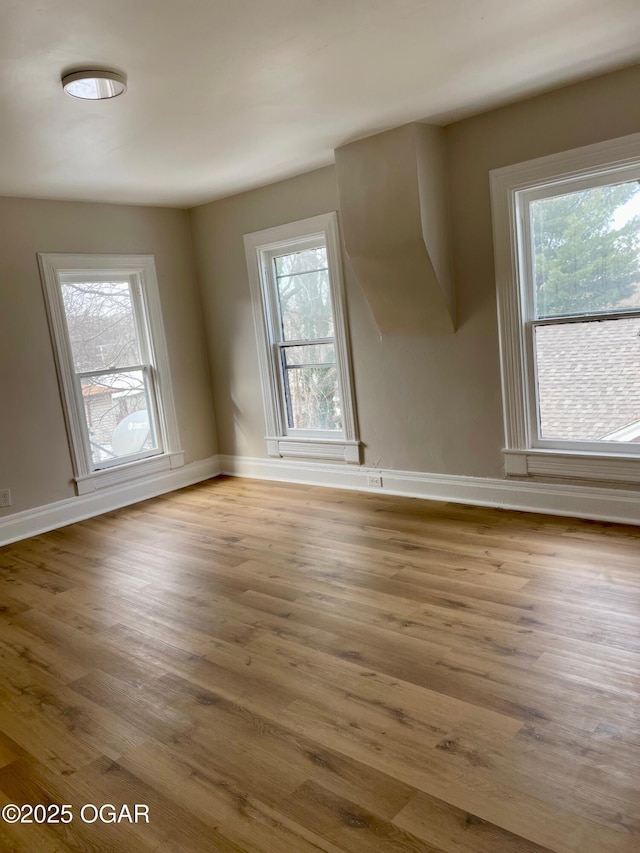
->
[190, 63, 640, 479]
[191, 163, 504, 476]
[0, 197, 217, 514]
[4, 63, 640, 521]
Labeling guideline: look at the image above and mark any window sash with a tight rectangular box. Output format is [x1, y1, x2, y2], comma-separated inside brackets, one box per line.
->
[39, 254, 183, 487]
[244, 212, 360, 463]
[56, 273, 163, 472]
[274, 338, 341, 435]
[74, 364, 164, 470]
[517, 185, 640, 455]
[263, 241, 346, 439]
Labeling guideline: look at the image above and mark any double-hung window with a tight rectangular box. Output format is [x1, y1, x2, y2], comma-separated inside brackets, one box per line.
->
[39, 254, 183, 494]
[244, 212, 360, 463]
[491, 133, 640, 482]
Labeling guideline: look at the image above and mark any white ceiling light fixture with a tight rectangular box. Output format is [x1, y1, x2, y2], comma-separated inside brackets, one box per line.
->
[62, 70, 127, 100]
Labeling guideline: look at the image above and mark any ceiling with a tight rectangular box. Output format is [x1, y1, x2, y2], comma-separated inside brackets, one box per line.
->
[2, 0, 640, 208]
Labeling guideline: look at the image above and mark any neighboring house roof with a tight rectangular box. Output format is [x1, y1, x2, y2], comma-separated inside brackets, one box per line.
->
[536, 316, 640, 441]
[81, 385, 112, 397]
[81, 373, 144, 398]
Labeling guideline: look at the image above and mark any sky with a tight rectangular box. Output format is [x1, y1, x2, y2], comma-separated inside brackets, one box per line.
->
[612, 181, 640, 228]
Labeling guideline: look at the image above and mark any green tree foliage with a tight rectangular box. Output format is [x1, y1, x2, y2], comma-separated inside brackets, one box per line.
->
[532, 182, 640, 317]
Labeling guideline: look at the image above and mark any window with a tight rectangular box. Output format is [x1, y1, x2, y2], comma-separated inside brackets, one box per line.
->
[244, 213, 360, 463]
[491, 132, 640, 482]
[39, 254, 183, 494]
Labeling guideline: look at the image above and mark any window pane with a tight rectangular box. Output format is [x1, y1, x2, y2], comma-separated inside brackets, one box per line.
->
[61, 280, 142, 371]
[283, 365, 342, 431]
[283, 343, 336, 366]
[531, 180, 640, 319]
[274, 248, 334, 340]
[80, 371, 159, 465]
[275, 247, 327, 277]
[535, 317, 640, 442]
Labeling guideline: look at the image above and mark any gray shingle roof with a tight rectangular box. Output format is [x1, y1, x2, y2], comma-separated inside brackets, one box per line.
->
[536, 316, 640, 441]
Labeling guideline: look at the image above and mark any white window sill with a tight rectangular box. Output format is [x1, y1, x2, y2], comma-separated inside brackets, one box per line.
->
[504, 448, 640, 484]
[266, 437, 361, 465]
[75, 451, 185, 495]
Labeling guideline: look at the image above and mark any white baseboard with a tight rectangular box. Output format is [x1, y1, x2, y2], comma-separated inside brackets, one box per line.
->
[0, 456, 221, 547]
[3, 453, 638, 547]
[219, 454, 640, 526]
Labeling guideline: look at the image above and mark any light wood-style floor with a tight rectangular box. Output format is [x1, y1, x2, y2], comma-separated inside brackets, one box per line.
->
[0, 476, 639, 852]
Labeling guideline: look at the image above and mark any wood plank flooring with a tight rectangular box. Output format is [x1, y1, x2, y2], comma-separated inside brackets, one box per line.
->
[0, 475, 639, 852]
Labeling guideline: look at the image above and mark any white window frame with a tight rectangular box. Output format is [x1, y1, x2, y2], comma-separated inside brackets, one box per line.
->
[244, 212, 360, 464]
[39, 253, 184, 494]
[490, 131, 640, 483]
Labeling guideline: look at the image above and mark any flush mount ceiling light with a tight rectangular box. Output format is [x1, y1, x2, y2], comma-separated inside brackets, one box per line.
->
[62, 70, 127, 100]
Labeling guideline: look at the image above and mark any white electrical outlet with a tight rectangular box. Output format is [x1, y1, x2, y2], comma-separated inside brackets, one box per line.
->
[0, 488, 11, 508]
[367, 474, 382, 488]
